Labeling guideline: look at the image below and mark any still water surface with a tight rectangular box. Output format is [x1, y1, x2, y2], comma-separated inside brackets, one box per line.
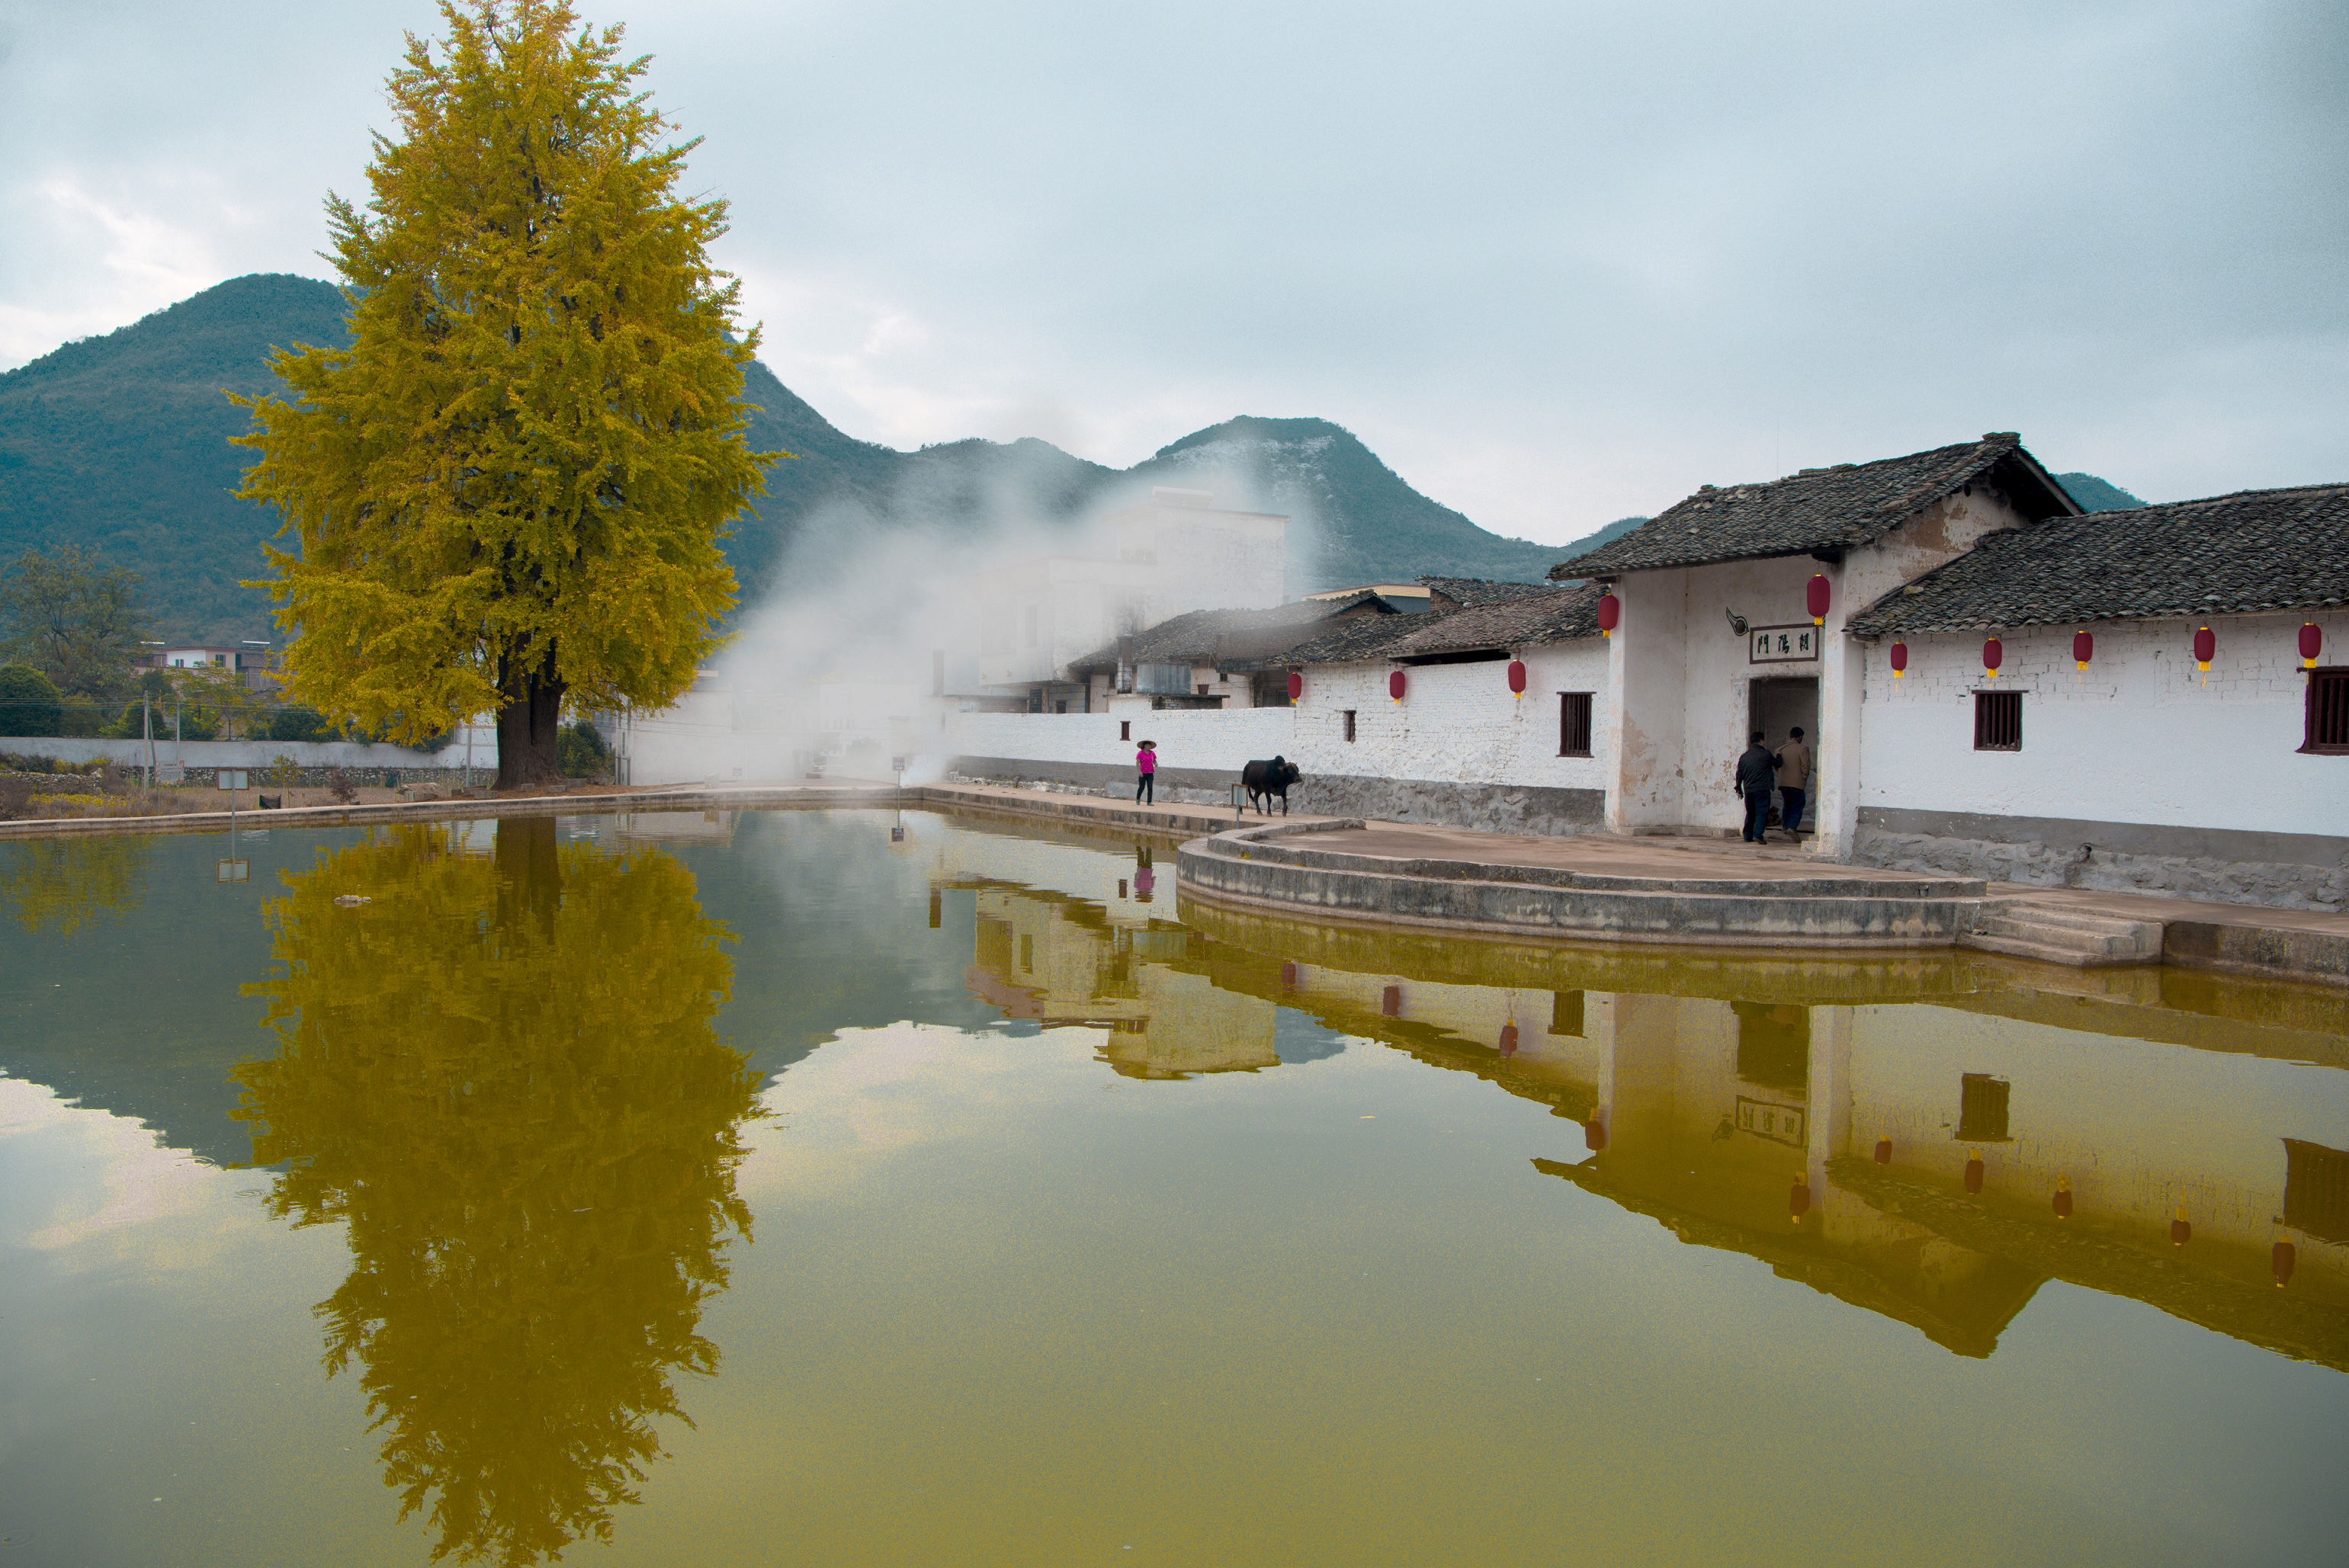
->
[1, 810, 2344, 1566]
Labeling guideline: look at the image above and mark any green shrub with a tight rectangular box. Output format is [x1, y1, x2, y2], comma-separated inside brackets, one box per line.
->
[268, 705, 334, 742]
[0, 664, 62, 736]
[557, 718, 610, 778]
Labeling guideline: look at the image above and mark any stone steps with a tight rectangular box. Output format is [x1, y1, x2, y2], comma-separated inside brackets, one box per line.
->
[1959, 902, 2164, 967]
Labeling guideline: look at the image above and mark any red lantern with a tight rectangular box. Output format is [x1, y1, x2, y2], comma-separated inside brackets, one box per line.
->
[1280, 961, 1298, 989]
[1583, 1117, 1607, 1153]
[2274, 1239, 2298, 1287]
[1287, 670, 1303, 701]
[1806, 573, 1831, 626]
[1381, 983, 1401, 1017]
[1596, 592, 1620, 636]
[1963, 1153, 1985, 1194]
[1873, 1134, 1892, 1165]
[1498, 1022, 1518, 1056]
[2171, 1206, 2192, 1247]
[2193, 625, 2215, 672]
[1982, 637, 2002, 679]
[1388, 669, 1406, 703]
[2052, 1175, 2073, 1219]
[1507, 659, 1527, 697]
[1889, 641, 1908, 679]
[1789, 1173, 1812, 1222]
[2302, 623, 2323, 669]
[2072, 630, 2093, 671]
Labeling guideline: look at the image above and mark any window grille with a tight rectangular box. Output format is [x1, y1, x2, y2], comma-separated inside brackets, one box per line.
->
[2284, 1138, 2349, 1243]
[1974, 690, 2023, 751]
[1559, 691, 1594, 757]
[2304, 669, 2349, 755]
[1120, 720, 1131, 741]
[1956, 1073, 2010, 1141]
[1342, 709, 1357, 743]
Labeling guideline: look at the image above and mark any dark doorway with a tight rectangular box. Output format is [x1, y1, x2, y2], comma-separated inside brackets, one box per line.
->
[1747, 676, 1818, 829]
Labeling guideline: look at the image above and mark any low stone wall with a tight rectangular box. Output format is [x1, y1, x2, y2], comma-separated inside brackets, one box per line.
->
[1853, 808, 2347, 912]
[1288, 776, 1604, 835]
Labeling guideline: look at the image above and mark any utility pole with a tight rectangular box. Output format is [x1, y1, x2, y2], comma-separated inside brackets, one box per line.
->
[143, 695, 152, 787]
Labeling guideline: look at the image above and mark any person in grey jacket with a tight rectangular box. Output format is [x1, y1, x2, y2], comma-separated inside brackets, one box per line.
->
[1734, 732, 1778, 844]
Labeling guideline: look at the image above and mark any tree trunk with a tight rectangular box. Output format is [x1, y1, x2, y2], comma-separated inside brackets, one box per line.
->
[494, 656, 566, 790]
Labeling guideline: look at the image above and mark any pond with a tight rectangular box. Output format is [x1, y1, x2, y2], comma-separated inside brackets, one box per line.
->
[2, 809, 2345, 1566]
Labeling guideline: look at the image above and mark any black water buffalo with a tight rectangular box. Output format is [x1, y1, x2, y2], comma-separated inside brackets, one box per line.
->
[1242, 755, 1302, 816]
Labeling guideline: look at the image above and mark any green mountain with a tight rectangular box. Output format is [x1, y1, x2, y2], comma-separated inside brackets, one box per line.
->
[11, 275, 2130, 640]
[0, 274, 353, 646]
[2055, 472, 2145, 513]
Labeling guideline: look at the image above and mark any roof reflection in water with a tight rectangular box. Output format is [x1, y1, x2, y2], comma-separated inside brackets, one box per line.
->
[923, 819, 2349, 1369]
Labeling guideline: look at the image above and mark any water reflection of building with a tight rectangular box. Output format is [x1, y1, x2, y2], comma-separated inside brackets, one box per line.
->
[929, 823, 1279, 1078]
[1172, 899, 2349, 1367]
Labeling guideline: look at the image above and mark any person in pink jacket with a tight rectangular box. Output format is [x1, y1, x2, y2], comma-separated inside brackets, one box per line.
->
[1134, 739, 1157, 803]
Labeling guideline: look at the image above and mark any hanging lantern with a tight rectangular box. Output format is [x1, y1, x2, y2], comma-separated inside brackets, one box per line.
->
[2301, 623, 2323, 669]
[1583, 1117, 1607, 1153]
[1889, 641, 1908, 679]
[1789, 1172, 1812, 1222]
[2193, 625, 2215, 672]
[1873, 1134, 1892, 1165]
[2052, 1175, 2073, 1220]
[2171, 1206, 2192, 1247]
[1381, 983, 1401, 1017]
[1498, 1022, 1519, 1056]
[1806, 573, 1831, 626]
[1388, 669, 1407, 703]
[2072, 630, 2093, 672]
[1287, 670, 1304, 702]
[1982, 637, 2003, 679]
[2274, 1240, 2298, 1287]
[1963, 1153, 1985, 1194]
[1280, 961, 1298, 989]
[1507, 659, 1527, 697]
[1596, 592, 1621, 636]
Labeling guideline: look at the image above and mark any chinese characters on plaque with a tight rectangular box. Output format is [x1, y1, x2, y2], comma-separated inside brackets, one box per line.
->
[1749, 624, 1818, 664]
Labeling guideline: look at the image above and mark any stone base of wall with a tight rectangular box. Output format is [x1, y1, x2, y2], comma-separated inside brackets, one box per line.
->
[1288, 777, 1604, 837]
[1853, 819, 2347, 912]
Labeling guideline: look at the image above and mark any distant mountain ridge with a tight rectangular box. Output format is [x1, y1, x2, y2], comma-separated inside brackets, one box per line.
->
[0, 274, 2136, 641]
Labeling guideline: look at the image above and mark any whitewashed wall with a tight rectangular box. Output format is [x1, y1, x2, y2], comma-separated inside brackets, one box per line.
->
[0, 735, 487, 770]
[1856, 611, 2349, 839]
[1289, 640, 1611, 790]
[948, 707, 1297, 774]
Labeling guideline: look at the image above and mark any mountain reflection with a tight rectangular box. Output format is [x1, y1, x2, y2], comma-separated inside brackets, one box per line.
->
[234, 818, 758, 1566]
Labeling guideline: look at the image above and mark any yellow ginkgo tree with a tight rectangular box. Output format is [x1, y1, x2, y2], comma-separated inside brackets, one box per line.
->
[236, 0, 778, 787]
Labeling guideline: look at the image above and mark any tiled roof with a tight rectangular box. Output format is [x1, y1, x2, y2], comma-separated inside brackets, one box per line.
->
[1417, 576, 1561, 608]
[1285, 582, 1606, 665]
[1846, 483, 2349, 637]
[1065, 592, 1393, 673]
[1385, 582, 1606, 660]
[1552, 433, 2077, 578]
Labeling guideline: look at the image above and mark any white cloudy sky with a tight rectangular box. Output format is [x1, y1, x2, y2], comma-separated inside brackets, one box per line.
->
[2, 0, 2343, 542]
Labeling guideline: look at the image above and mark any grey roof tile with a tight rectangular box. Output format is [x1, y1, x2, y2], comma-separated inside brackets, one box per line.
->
[1552, 433, 2076, 578]
[1846, 482, 2349, 637]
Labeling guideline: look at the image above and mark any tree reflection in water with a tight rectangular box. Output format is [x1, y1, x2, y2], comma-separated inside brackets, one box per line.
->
[235, 818, 758, 1566]
[0, 834, 149, 935]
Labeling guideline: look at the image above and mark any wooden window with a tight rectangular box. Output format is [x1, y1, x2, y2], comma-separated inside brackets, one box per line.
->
[1342, 709, 1357, 742]
[2284, 1138, 2349, 1243]
[1559, 691, 1594, 757]
[1973, 690, 2023, 751]
[1957, 1073, 2010, 1141]
[1120, 720, 1131, 741]
[2304, 668, 2349, 755]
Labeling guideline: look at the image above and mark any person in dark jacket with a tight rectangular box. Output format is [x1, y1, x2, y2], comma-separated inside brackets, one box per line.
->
[1734, 731, 1778, 844]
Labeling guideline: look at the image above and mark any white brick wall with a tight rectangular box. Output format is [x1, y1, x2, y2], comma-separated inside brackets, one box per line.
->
[1857, 610, 2349, 838]
[1291, 640, 1613, 790]
[948, 707, 1297, 773]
